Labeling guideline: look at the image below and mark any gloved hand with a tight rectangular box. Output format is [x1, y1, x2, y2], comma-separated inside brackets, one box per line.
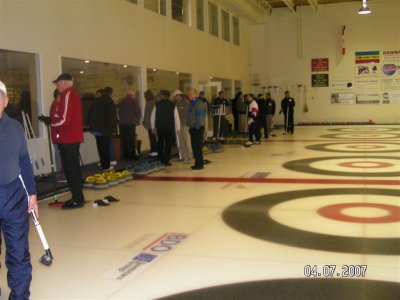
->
[248, 118, 254, 125]
[38, 115, 52, 125]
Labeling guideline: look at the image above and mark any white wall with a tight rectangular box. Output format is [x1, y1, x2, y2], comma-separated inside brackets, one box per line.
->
[251, 0, 400, 124]
[0, 0, 251, 162]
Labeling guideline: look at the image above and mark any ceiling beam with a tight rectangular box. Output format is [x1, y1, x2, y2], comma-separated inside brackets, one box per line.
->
[282, 0, 296, 13]
[251, 0, 273, 14]
[307, 0, 318, 11]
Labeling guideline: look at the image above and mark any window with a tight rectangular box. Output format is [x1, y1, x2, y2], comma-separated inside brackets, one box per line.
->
[160, 0, 167, 16]
[144, 0, 166, 15]
[146, 69, 191, 96]
[212, 77, 233, 99]
[208, 2, 218, 37]
[196, 0, 204, 31]
[172, 0, 189, 24]
[0, 49, 40, 135]
[234, 80, 242, 95]
[221, 9, 230, 42]
[61, 58, 141, 127]
[232, 16, 240, 46]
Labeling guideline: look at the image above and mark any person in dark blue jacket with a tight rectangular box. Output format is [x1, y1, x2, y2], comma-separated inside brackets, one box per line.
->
[280, 91, 295, 134]
[0, 80, 38, 299]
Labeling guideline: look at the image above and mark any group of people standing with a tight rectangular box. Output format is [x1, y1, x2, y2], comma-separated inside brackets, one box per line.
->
[216, 90, 295, 145]
[145, 88, 207, 171]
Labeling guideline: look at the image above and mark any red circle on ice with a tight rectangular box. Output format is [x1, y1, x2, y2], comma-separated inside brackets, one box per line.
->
[318, 203, 400, 223]
[338, 161, 393, 168]
[346, 145, 385, 150]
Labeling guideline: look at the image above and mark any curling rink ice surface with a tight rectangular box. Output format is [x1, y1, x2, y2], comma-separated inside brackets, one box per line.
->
[1, 125, 400, 300]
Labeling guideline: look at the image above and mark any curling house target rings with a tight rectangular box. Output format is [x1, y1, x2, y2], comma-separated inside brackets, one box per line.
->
[222, 188, 400, 255]
[283, 156, 400, 177]
[305, 142, 400, 153]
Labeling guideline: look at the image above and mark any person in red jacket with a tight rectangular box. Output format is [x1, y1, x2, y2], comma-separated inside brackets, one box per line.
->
[51, 73, 85, 209]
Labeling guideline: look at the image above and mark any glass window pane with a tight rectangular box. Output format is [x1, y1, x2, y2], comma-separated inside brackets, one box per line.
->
[0, 49, 40, 135]
[222, 9, 230, 42]
[196, 0, 204, 31]
[160, 0, 167, 16]
[61, 58, 141, 127]
[172, 0, 188, 24]
[208, 2, 218, 37]
[234, 80, 242, 95]
[146, 69, 191, 96]
[233, 16, 240, 46]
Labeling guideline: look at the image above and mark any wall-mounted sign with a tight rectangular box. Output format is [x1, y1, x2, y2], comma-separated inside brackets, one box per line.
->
[331, 80, 353, 90]
[356, 93, 380, 104]
[382, 50, 400, 61]
[311, 58, 329, 72]
[355, 51, 380, 64]
[355, 63, 380, 77]
[382, 92, 400, 104]
[331, 92, 354, 104]
[355, 78, 381, 90]
[312, 74, 329, 87]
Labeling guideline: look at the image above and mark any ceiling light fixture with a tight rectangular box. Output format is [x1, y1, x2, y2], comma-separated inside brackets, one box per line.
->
[358, 0, 371, 15]
[84, 60, 90, 63]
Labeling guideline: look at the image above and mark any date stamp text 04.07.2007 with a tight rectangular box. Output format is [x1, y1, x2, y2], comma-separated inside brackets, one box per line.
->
[304, 265, 367, 278]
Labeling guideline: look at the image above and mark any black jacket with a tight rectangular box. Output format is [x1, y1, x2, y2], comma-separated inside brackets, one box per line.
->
[281, 97, 295, 115]
[155, 98, 176, 130]
[266, 98, 276, 115]
[88, 95, 117, 136]
[256, 99, 267, 119]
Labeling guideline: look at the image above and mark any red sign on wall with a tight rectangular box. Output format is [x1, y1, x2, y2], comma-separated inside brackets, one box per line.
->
[311, 58, 329, 72]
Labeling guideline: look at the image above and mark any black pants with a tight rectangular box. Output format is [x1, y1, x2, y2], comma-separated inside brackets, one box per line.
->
[233, 113, 239, 132]
[58, 143, 84, 202]
[157, 128, 174, 164]
[148, 129, 158, 153]
[249, 119, 261, 142]
[213, 115, 226, 138]
[189, 127, 204, 167]
[284, 112, 294, 133]
[120, 124, 136, 160]
[260, 117, 268, 138]
[95, 136, 111, 170]
[0, 178, 32, 299]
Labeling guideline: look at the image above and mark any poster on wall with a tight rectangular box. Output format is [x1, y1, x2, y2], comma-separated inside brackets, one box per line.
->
[382, 77, 400, 90]
[312, 74, 329, 87]
[382, 63, 400, 77]
[355, 93, 380, 104]
[355, 63, 380, 77]
[330, 92, 354, 104]
[382, 50, 400, 61]
[355, 51, 380, 64]
[355, 78, 381, 90]
[381, 50, 400, 91]
[311, 58, 329, 72]
[355, 51, 380, 78]
[331, 79, 353, 90]
[382, 91, 400, 104]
